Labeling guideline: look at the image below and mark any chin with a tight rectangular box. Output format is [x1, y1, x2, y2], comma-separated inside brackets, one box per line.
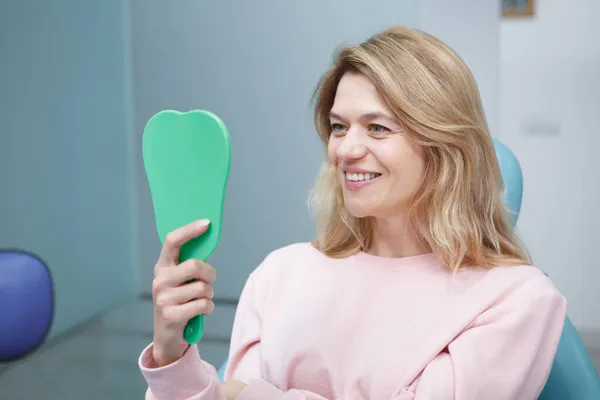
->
[343, 200, 377, 219]
[343, 195, 409, 220]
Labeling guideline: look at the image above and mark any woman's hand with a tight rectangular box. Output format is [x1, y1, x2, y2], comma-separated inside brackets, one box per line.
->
[151, 219, 217, 367]
[222, 380, 247, 400]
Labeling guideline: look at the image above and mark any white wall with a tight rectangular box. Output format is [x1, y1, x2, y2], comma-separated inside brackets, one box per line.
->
[500, 0, 600, 331]
[0, 0, 139, 338]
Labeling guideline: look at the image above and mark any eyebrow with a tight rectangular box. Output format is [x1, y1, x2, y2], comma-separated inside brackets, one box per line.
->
[329, 111, 398, 124]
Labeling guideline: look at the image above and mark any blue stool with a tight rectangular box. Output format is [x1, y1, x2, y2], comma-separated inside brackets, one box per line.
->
[217, 140, 600, 398]
[0, 250, 54, 362]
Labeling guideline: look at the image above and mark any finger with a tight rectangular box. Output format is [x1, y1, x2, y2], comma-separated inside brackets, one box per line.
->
[160, 259, 216, 286]
[156, 280, 214, 307]
[158, 219, 210, 265]
[163, 298, 215, 323]
[152, 260, 216, 297]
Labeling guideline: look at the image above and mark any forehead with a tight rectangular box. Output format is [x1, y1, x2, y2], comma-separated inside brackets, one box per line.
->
[331, 72, 390, 115]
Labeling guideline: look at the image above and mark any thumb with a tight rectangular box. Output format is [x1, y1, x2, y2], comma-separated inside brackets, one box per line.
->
[160, 219, 210, 264]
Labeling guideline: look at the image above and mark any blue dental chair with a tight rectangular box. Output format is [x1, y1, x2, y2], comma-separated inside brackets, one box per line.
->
[217, 140, 600, 399]
[494, 139, 600, 399]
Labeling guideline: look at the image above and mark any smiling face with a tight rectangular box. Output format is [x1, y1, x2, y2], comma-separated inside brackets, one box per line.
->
[327, 72, 427, 219]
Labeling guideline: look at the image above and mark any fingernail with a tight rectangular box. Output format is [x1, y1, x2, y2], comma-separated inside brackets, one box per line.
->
[197, 219, 210, 227]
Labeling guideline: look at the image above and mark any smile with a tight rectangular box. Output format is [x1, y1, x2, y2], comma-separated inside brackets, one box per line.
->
[343, 171, 382, 191]
[344, 172, 381, 182]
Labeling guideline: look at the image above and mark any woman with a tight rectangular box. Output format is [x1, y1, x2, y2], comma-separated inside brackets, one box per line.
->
[139, 26, 566, 399]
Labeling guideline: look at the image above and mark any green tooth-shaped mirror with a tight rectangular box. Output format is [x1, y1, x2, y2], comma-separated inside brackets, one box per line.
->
[143, 110, 231, 344]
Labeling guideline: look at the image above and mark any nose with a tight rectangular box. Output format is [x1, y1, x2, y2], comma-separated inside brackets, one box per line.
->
[336, 129, 368, 161]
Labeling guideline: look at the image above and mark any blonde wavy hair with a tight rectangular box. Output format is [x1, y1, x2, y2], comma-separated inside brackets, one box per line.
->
[309, 26, 530, 271]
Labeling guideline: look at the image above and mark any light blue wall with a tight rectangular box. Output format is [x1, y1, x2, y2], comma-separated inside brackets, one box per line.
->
[0, 0, 139, 339]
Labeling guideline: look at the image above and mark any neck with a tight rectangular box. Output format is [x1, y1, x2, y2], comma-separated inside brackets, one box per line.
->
[367, 214, 431, 258]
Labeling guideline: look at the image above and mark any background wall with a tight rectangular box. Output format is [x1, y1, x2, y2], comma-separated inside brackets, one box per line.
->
[500, 0, 600, 332]
[130, 0, 500, 336]
[0, 0, 139, 339]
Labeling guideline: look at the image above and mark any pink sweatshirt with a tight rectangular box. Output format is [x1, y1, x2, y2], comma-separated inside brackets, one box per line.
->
[139, 243, 567, 399]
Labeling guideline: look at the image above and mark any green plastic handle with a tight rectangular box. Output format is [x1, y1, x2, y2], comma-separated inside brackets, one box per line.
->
[142, 109, 231, 344]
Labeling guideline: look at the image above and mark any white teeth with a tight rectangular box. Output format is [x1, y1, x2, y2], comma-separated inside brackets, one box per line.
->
[345, 172, 379, 182]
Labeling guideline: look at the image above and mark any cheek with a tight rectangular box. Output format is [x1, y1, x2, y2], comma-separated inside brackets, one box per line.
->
[327, 139, 339, 165]
[405, 149, 427, 188]
[383, 142, 426, 184]
[412, 147, 427, 177]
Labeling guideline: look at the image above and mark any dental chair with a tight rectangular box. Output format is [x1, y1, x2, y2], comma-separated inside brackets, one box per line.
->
[494, 139, 600, 399]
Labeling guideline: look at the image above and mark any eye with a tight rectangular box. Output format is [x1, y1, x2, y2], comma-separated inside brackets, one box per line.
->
[330, 123, 347, 135]
[369, 124, 390, 135]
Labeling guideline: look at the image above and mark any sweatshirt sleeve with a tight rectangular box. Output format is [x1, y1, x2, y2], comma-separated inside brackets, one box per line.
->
[139, 343, 223, 399]
[398, 274, 567, 400]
